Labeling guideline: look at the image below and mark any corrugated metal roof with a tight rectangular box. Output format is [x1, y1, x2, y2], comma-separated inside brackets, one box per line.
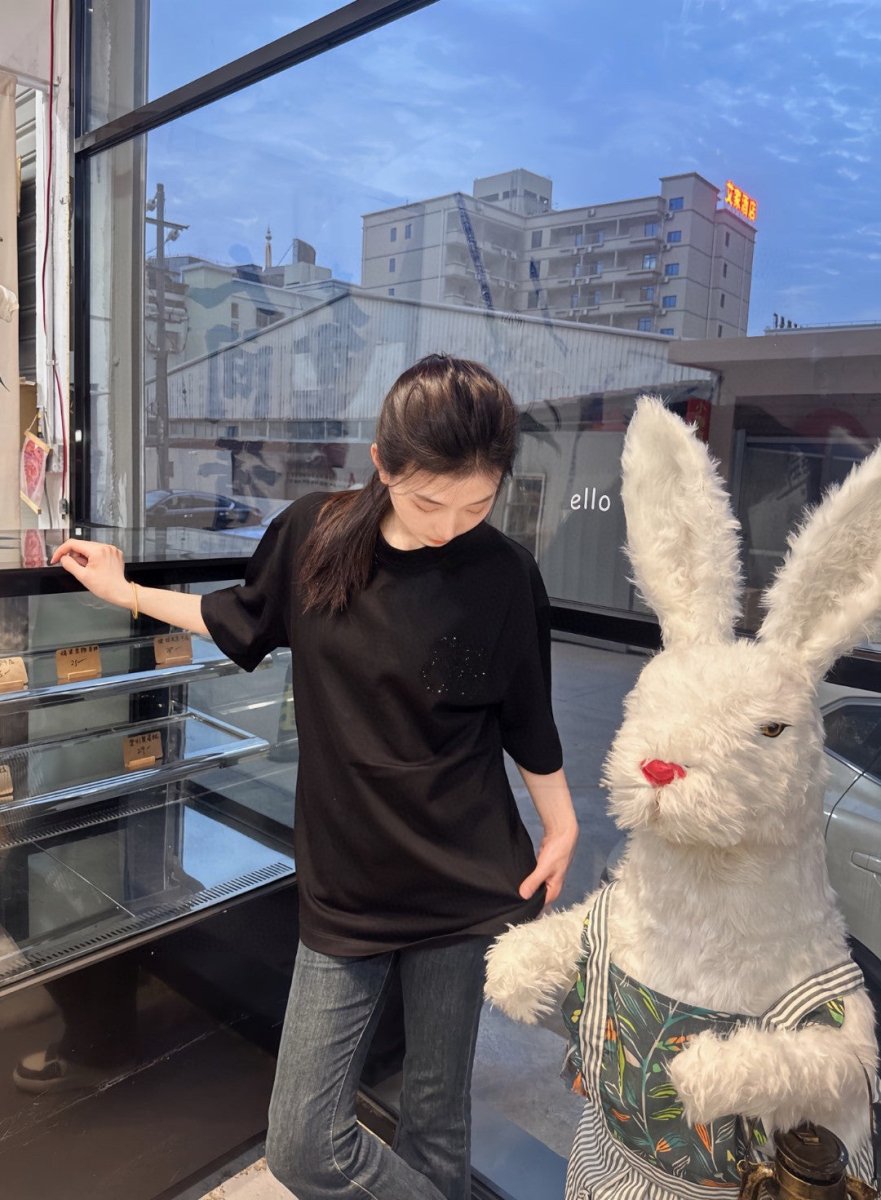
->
[154, 292, 714, 423]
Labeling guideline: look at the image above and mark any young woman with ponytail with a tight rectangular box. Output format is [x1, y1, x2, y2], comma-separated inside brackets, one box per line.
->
[52, 354, 578, 1200]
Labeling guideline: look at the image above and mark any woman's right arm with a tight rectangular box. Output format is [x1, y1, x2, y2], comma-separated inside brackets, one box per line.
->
[50, 539, 210, 636]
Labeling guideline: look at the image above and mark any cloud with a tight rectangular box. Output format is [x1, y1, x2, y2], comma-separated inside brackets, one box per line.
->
[142, 0, 881, 332]
[822, 147, 871, 162]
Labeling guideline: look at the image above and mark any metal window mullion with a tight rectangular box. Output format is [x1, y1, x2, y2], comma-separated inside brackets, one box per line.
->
[74, 0, 440, 160]
[71, 144, 91, 521]
[72, 0, 93, 141]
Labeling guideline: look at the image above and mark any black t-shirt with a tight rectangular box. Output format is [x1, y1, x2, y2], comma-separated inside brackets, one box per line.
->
[201, 491, 564, 956]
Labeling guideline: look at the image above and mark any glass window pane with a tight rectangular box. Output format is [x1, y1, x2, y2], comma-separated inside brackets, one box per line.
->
[824, 704, 881, 775]
[85, 0, 881, 629]
[732, 413, 881, 631]
[85, 1, 354, 129]
[81, 0, 881, 1182]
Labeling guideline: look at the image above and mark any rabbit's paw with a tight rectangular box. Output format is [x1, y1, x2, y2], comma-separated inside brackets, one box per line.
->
[668, 1023, 869, 1132]
[667, 1031, 733, 1125]
[484, 904, 588, 1025]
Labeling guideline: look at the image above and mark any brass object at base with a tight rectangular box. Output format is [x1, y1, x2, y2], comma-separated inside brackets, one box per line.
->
[738, 1160, 777, 1199]
[737, 1124, 878, 1200]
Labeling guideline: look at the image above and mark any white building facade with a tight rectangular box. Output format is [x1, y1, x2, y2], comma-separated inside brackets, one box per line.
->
[362, 169, 756, 339]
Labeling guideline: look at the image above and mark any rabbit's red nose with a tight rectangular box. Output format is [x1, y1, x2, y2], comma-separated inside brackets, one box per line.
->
[641, 759, 686, 787]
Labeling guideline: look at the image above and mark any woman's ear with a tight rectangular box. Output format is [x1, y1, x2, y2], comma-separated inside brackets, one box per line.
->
[370, 443, 390, 484]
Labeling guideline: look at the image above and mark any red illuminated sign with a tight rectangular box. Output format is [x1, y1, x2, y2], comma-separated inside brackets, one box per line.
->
[725, 180, 758, 222]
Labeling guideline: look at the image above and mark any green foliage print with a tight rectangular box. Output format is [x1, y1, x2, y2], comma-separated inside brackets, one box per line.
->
[571, 961, 846, 1187]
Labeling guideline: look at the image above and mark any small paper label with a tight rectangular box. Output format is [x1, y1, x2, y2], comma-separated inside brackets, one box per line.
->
[0, 656, 28, 694]
[0, 764, 12, 801]
[123, 730, 164, 772]
[154, 632, 193, 667]
[56, 644, 102, 683]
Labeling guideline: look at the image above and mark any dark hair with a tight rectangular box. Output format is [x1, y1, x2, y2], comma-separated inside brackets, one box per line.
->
[299, 354, 518, 613]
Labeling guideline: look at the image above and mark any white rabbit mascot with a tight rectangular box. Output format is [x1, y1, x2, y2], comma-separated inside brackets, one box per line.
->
[485, 398, 880, 1200]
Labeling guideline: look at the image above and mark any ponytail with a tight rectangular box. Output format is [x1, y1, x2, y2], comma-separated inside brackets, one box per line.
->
[299, 475, 389, 614]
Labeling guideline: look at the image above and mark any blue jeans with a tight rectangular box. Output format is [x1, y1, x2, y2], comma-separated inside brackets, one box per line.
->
[265, 936, 491, 1200]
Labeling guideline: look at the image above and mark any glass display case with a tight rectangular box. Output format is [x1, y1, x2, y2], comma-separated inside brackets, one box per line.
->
[0, 536, 297, 991]
[0, 528, 300, 1200]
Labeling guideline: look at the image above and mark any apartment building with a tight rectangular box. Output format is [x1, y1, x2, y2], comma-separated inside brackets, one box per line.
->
[145, 236, 342, 368]
[361, 169, 756, 338]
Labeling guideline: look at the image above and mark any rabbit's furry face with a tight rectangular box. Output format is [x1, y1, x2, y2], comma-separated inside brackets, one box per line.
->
[603, 640, 826, 849]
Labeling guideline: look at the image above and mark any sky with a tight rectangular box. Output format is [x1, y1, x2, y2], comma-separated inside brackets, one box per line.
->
[134, 0, 881, 334]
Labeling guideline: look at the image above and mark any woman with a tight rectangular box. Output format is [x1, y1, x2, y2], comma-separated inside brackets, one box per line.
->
[52, 354, 578, 1200]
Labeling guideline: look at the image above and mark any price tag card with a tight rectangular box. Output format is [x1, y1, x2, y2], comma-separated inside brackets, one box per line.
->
[0, 764, 12, 802]
[154, 632, 193, 667]
[55, 644, 101, 683]
[0, 656, 28, 694]
[123, 730, 164, 772]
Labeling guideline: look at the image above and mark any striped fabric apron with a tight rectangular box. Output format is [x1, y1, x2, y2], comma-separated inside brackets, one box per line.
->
[561, 882, 876, 1200]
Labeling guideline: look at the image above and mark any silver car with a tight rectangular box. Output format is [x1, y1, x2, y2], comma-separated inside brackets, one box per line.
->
[820, 683, 881, 987]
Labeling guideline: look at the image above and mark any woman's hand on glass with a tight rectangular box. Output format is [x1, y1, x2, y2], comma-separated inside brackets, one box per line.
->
[51, 539, 132, 610]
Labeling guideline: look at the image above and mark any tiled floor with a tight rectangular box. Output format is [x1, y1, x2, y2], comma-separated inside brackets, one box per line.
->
[192, 637, 642, 1199]
[199, 1158, 290, 1199]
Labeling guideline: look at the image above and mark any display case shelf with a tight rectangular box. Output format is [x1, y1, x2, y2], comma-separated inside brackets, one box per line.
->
[0, 787, 295, 989]
[0, 635, 262, 715]
[0, 553, 298, 1010]
[0, 707, 270, 819]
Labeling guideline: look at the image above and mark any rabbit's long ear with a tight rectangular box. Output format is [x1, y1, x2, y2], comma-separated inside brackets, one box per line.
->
[621, 396, 743, 649]
[757, 443, 881, 681]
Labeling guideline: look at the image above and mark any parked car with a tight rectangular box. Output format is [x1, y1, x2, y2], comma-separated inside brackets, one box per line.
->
[145, 490, 263, 531]
[603, 683, 881, 988]
[217, 502, 293, 540]
[819, 685, 881, 986]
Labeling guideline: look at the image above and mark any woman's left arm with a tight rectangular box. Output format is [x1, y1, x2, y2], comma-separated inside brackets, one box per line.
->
[516, 766, 578, 905]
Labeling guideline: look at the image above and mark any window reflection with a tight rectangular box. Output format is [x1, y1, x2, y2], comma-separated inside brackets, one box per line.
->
[85, 0, 881, 636]
[85, 1, 357, 129]
[80, 0, 881, 1184]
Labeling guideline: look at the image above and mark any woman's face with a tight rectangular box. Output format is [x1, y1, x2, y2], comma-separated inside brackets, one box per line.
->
[372, 449, 501, 551]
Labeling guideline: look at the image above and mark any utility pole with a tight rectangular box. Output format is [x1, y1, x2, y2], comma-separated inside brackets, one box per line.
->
[146, 183, 188, 492]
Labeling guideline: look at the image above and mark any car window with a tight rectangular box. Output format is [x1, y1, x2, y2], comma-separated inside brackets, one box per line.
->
[823, 704, 881, 778]
[157, 495, 187, 511]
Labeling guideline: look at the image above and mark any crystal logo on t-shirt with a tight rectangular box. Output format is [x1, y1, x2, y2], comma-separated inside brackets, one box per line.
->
[421, 634, 489, 699]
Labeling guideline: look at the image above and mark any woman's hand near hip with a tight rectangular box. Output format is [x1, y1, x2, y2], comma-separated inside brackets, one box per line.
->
[515, 765, 578, 906]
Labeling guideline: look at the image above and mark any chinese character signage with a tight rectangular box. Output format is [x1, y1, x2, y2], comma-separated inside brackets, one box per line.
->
[123, 730, 164, 771]
[725, 180, 758, 222]
[55, 644, 102, 683]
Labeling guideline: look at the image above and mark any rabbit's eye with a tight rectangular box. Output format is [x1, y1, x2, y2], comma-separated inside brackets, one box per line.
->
[760, 722, 788, 739]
